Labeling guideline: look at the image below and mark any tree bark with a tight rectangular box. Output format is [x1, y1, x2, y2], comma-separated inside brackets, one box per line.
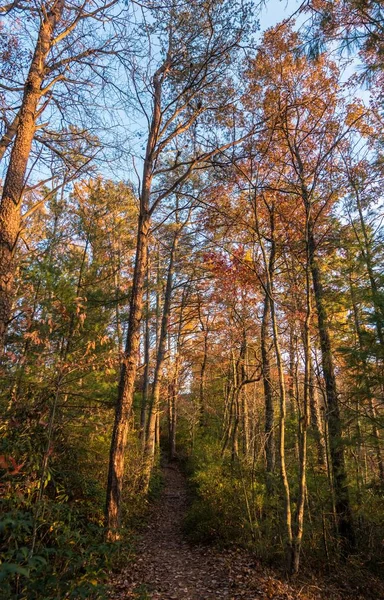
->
[141, 229, 179, 492]
[349, 272, 384, 483]
[262, 293, 276, 479]
[291, 206, 312, 574]
[0, 0, 65, 352]
[105, 211, 150, 537]
[105, 55, 168, 537]
[309, 226, 355, 550]
[309, 356, 327, 468]
[140, 263, 151, 442]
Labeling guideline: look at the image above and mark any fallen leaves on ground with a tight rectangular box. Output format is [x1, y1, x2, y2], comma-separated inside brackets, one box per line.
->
[108, 465, 383, 600]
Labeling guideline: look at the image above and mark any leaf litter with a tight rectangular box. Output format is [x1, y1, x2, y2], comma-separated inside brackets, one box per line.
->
[108, 464, 383, 600]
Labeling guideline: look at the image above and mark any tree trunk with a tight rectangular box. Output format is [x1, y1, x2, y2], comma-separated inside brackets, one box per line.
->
[352, 182, 384, 348]
[349, 273, 384, 483]
[168, 356, 179, 461]
[140, 263, 151, 442]
[309, 226, 355, 550]
[199, 326, 209, 426]
[105, 211, 150, 537]
[105, 56, 168, 537]
[291, 209, 312, 574]
[141, 230, 179, 491]
[309, 356, 327, 468]
[0, 0, 65, 352]
[256, 203, 292, 559]
[262, 291, 276, 479]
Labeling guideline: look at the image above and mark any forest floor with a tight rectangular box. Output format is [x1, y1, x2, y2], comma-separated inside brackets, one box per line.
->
[108, 464, 382, 600]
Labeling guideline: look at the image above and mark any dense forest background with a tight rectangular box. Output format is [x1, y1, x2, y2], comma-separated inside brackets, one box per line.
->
[0, 0, 384, 598]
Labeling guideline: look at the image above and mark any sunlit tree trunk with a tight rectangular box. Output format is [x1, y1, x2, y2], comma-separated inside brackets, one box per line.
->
[0, 0, 65, 352]
[106, 210, 150, 537]
[291, 205, 311, 574]
[105, 60, 165, 536]
[142, 229, 179, 491]
[198, 306, 209, 426]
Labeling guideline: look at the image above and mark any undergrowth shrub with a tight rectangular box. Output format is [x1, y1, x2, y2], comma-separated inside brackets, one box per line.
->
[184, 437, 265, 547]
[0, 403, 141, 599]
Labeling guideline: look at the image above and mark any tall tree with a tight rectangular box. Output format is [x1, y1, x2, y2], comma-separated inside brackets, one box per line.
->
[0, 0, 122, 352]
[105, 0, 254, 538]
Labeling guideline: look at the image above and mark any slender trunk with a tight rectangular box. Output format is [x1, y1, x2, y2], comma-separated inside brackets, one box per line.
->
[309, 356, 327, 468]
[241, 386, 250, 457]
[262, 292, 276, 478]
[222, 375, 234, 455]
[168, 286, 188, 461]
[349, 273, 384, 483]
[114, 245, 123, 353]
[291, 209, 311, 574]
[199, 327, 209, 426]
[106, 212, 150, 537]
[0, 0, 65, 352]
[105, 57, 168, 537]
[231, 389, 240, 462]
[168, 353, 179, 461]
[140, 262, 151, 442]
[288, 326, 296, 417]
[289, 326, 300, 460]
[352, 183, 384, 348]
[270, 285, 293, 558]
[256, 204, 292, 558]
[230, 335, 248, 462]
[155, 245, 162, 348]
[142, 231, 179, 491]
[309, 225, 355, 549]
[238, 329, 249, 457]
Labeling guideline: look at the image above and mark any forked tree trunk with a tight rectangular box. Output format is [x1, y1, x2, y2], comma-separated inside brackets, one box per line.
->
[0, 0, 65, 352]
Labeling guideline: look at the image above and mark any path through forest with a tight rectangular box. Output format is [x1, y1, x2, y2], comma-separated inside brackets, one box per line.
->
[109, 464, 371, 600]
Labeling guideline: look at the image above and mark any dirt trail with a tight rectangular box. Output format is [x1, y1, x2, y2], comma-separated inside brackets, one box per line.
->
[109, 464, 371, 600]
[110, 464, 236, 599]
